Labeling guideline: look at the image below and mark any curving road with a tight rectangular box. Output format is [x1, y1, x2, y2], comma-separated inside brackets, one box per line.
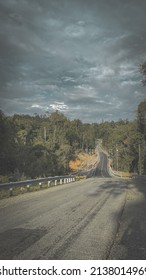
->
[87, 148, 111, 178]
[95, 151, 111, 177]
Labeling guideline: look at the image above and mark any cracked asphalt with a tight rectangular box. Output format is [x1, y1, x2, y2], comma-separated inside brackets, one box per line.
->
[0, 177, 128, 260]
[1, 175, 146, 260]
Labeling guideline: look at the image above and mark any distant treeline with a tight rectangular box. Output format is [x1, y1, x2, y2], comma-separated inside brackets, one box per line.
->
[0, 100, 146, 182]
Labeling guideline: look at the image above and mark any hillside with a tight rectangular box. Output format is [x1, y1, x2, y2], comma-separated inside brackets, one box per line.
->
[69, 152, 98, 174]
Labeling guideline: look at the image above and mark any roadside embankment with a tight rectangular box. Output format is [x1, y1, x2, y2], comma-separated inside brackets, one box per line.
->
[69, 151, 99, 174]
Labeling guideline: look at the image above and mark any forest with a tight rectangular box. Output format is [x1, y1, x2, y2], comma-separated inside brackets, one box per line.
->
[0, 99, 146, 183]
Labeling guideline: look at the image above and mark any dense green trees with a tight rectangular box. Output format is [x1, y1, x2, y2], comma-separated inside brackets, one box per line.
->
[105, 120, 145, 173]
[139, 62, 146, 172]
[137, 100, 146, 173]
[137, 100, 146, 137]
[140, 62, 146, 85]
[0, 99, 146, 182]
[0, 111, 96, 182]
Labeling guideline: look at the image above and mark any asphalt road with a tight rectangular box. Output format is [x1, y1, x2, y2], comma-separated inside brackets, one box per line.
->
[87, 149, 110, 178]
[95, 151, 111, 177]
[0, 177, 127, 259]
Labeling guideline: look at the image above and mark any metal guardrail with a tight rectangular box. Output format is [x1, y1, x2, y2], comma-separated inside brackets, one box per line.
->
[0, 175, 77, 191]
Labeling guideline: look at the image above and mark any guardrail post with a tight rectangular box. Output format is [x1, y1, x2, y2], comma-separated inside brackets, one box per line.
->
[64, 178, 66, 184]
[39, 182, 42, 188]
[9, 187, 13, 196]
[27, 185, 30, 192]
[48, 181, 51, 187]
[55, 180, 57, 186]
[73, 178, 75, 182]
[60, 179, 63, 185]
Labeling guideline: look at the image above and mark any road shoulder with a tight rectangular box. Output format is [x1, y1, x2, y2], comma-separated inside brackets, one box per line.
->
[108, 177, 146, 259]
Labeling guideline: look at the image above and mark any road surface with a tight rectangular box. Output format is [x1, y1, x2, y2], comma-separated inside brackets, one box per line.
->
[87, 149, 110, 178]
[0, 176, 127, 259]
[1, 151, 145, 260]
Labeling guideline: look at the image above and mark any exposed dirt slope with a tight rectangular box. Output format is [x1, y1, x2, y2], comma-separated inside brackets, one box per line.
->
[69, 152, 98, 173]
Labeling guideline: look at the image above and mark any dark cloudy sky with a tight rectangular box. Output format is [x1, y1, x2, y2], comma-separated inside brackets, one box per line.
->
[0, 0, 146, 122]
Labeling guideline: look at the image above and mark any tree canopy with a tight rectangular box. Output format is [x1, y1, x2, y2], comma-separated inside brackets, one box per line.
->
[140, 61, 146, 85]
[0, 99, 146, 183]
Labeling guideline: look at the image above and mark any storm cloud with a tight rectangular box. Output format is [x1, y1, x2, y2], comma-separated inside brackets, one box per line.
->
[0, 0, 146, 122]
